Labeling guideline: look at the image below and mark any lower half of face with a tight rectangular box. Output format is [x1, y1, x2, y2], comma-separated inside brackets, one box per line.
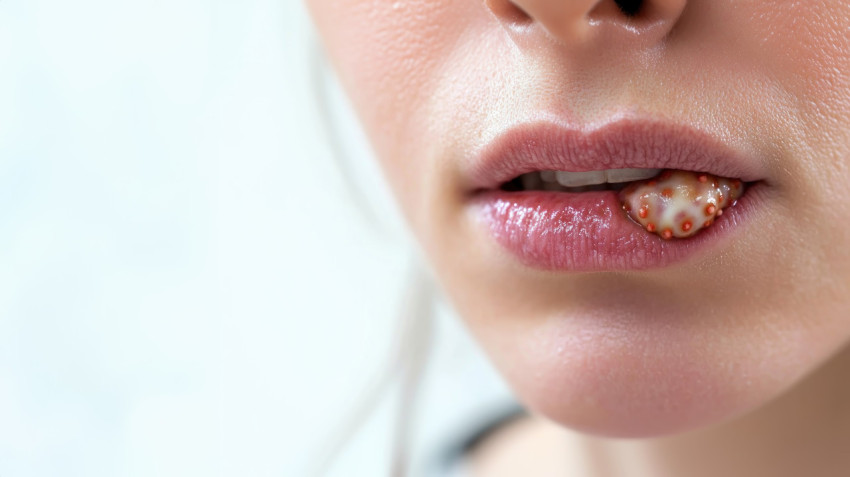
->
[307, 0, 850, 437]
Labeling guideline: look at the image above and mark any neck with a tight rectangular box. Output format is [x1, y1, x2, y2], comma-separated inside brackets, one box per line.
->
[577, 343, 850, 477]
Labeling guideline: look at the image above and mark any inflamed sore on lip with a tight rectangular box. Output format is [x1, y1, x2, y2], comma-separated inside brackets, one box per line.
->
[619, 170, 745, 240]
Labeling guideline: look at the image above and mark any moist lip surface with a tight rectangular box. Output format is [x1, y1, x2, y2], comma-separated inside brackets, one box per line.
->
[470, 183, 763, 271]
[465, 118, 767, 271]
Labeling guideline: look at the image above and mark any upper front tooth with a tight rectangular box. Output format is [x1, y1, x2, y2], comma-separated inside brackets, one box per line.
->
[555, 170, 607, 187]
[605, 168, 663, 183]
[520, 173, 543, 190]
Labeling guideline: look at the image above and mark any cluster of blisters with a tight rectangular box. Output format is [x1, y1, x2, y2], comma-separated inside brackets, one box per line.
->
[619, 170, 745, 240]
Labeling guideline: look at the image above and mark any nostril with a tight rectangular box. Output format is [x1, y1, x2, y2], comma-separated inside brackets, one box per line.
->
[490, 0, 684, 46]
[485, 0, 533, 25]
[614, 0, 644, 17]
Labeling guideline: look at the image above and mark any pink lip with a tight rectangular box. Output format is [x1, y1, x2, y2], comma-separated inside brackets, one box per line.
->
[465, 117, 769, 271]
[464, 117, 766, 193]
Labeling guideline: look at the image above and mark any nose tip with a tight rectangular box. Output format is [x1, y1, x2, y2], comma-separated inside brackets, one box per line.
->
[486, 0, 688, 49]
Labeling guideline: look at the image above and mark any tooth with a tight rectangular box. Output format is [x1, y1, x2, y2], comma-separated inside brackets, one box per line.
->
[542, 179, 565, 191]
[540, 171, 557, 182]
[555, 170, 607, 187]
[520, 172, 543, 190]
[605, 168, 663, 183]
[619, 170, 745, 240]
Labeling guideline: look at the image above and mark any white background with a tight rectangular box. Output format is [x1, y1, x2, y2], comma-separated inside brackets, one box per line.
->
[0, 1, 507, 475]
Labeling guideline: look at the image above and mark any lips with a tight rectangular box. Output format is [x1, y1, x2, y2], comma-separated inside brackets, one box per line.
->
[464, 117, 768, 271]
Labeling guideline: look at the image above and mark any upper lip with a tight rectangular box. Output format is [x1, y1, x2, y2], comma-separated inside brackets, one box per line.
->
[464, 116, 766, 192]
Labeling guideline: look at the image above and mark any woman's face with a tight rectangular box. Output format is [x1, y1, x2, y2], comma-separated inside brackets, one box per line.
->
[306, 0, 850, 437]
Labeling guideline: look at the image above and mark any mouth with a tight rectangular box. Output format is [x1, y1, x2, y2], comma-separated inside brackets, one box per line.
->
[499, 168, 664, 193]
[465, 118, 768, 271]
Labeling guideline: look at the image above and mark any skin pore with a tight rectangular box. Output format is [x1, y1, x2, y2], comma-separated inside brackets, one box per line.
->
[306, 1, 850, 475]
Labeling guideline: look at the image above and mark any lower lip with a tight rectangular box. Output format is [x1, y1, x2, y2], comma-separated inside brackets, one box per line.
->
[468, 183, 766, 271]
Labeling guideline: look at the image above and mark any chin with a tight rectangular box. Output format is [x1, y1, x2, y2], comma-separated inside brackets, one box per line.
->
[465, 301, 822, 439]
[515, 358, 756, 439]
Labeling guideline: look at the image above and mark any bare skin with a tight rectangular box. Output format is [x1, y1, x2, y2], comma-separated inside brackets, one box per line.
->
[467, 417, 574, 477]
[305, 0, 850, 475]
[469, 343, 850, 477]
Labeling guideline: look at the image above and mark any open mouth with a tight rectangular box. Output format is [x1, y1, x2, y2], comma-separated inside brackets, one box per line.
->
[498, 168, 748, 240]
[464, 118, 766, 271]
[500, 168, 663, 193]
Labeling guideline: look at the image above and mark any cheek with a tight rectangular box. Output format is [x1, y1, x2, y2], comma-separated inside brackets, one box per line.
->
[737, 0, 850, 179]
[314, 1, 448, 119]
[307, 0, 481, 227]
[671, 1, 850, 288]
[750, 1, 850, 283]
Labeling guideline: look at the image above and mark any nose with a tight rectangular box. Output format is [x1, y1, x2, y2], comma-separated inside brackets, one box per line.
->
[486, 0, 687, 49]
